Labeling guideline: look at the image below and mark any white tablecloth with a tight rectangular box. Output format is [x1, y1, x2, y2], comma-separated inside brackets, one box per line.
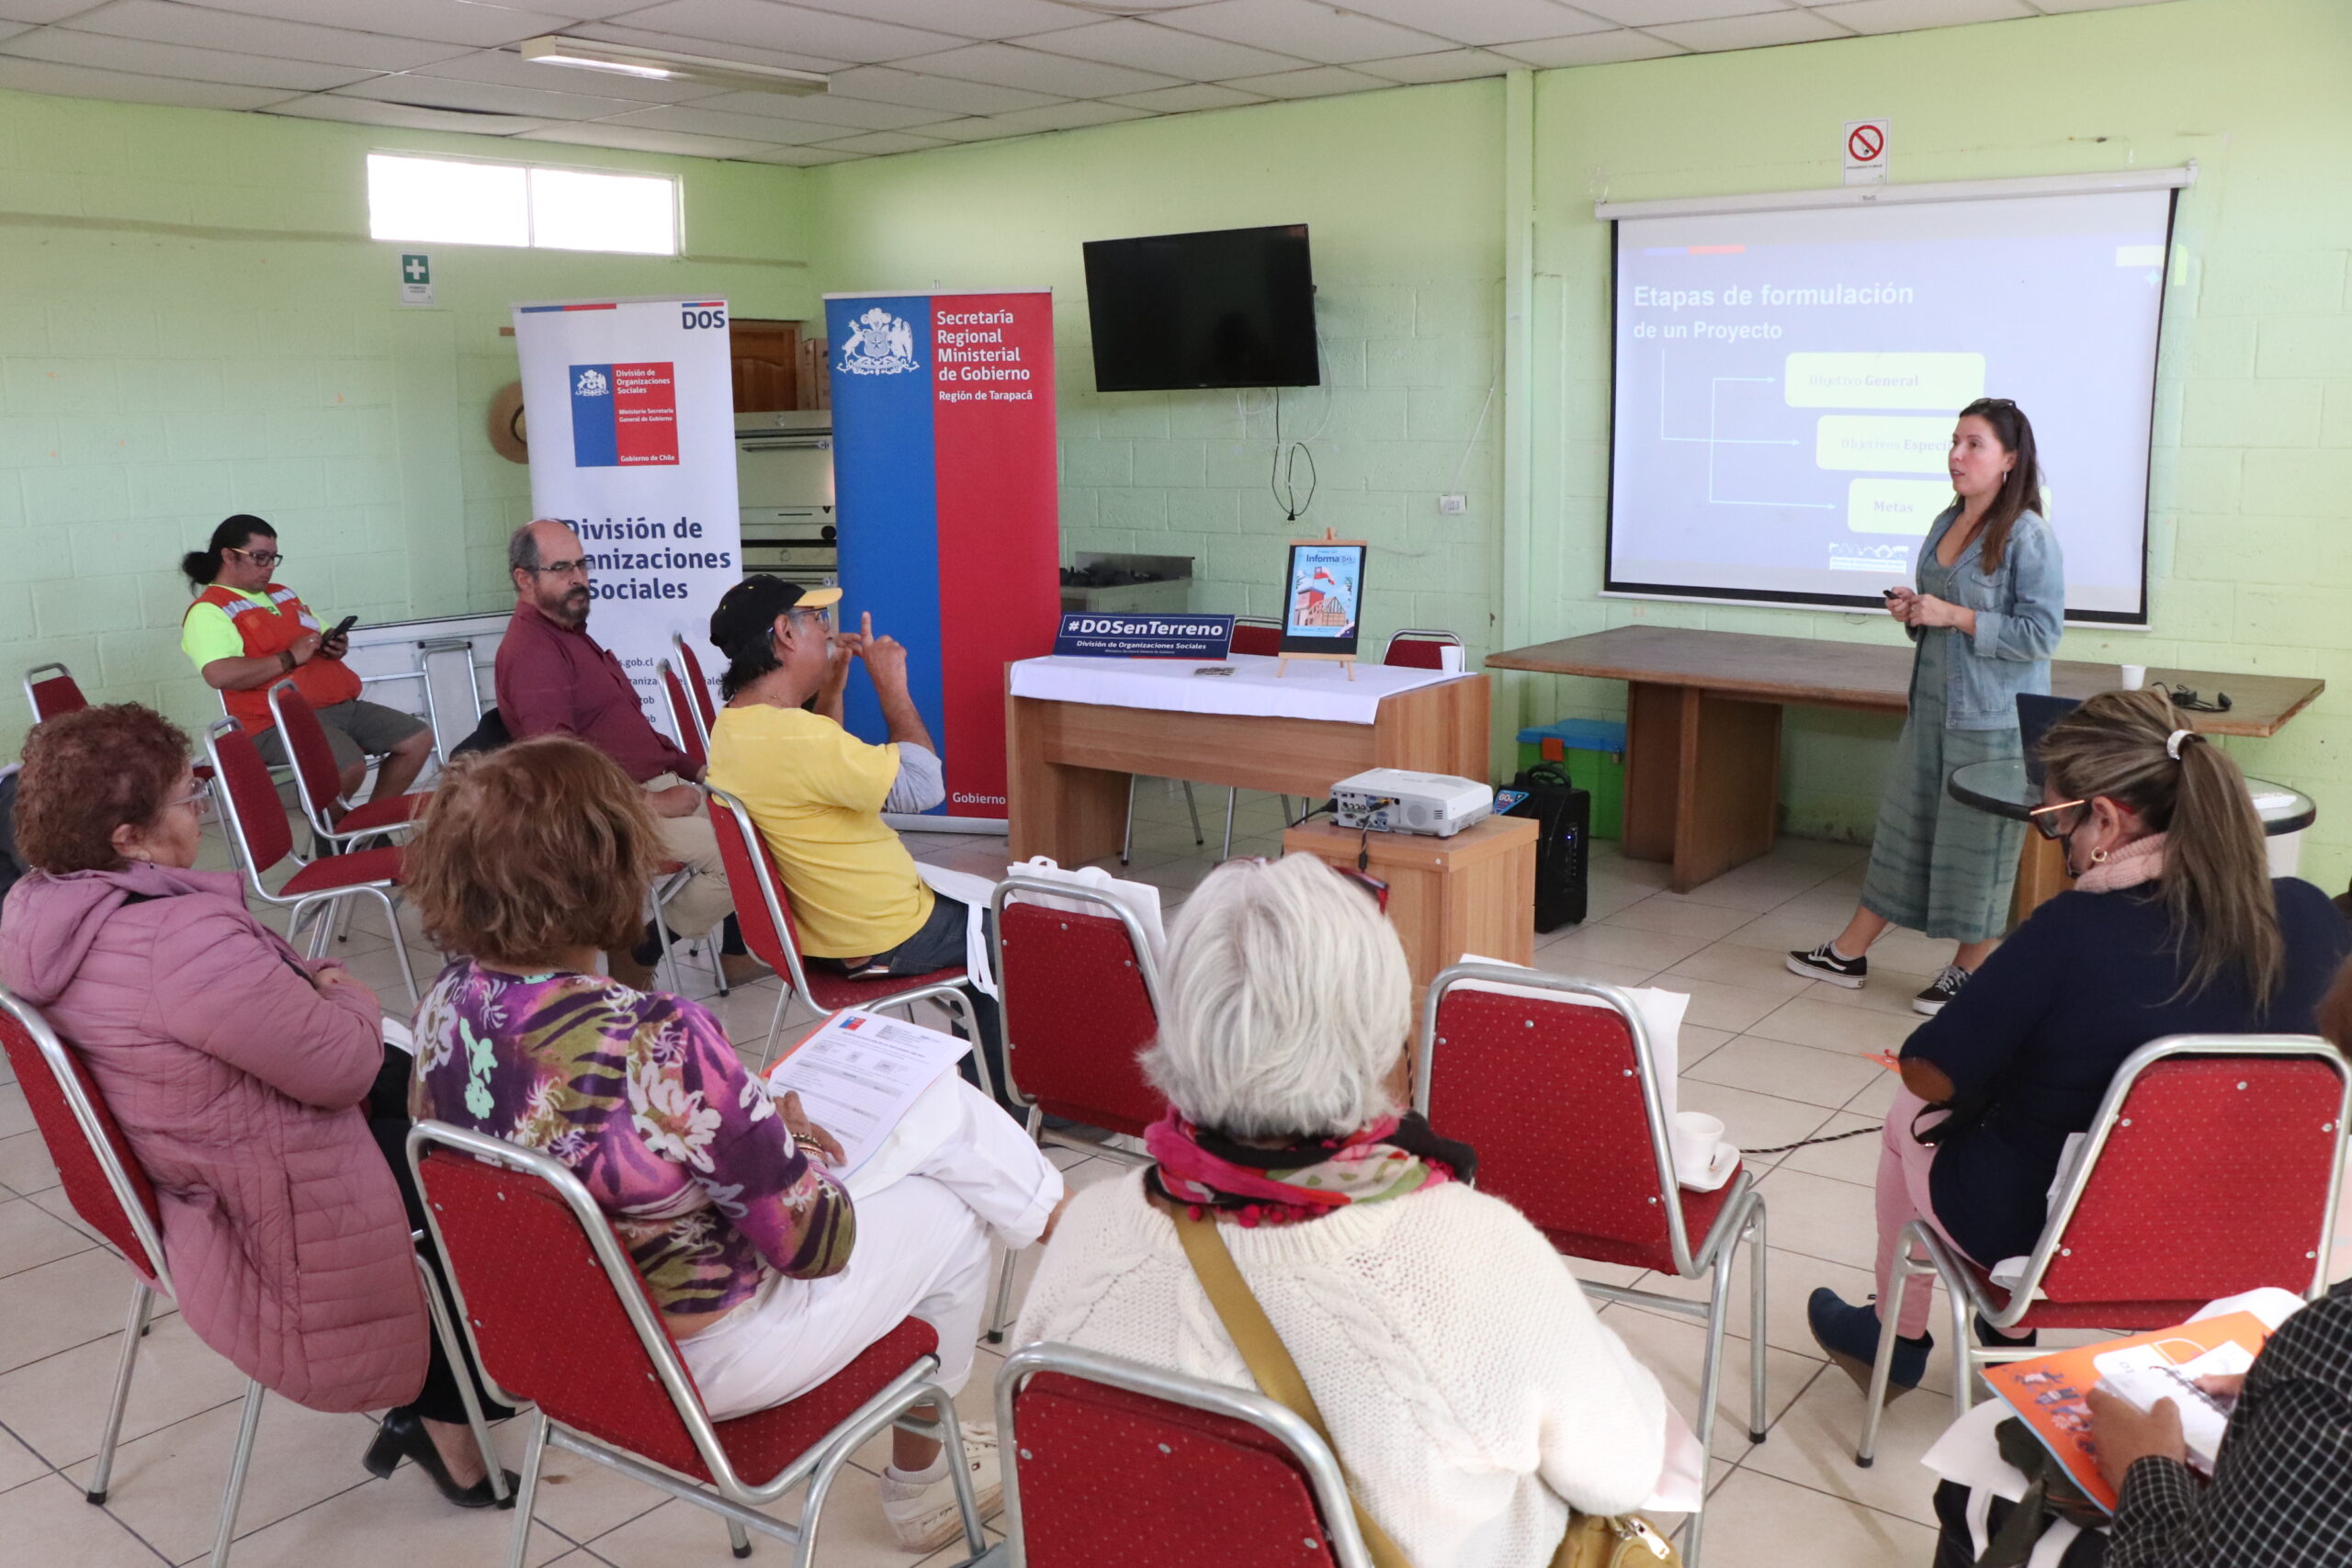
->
[1009, 653, 1466, 726]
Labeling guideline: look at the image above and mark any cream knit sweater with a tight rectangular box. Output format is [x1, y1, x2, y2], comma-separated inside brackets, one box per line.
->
[1015, 1169, 1671, 1568]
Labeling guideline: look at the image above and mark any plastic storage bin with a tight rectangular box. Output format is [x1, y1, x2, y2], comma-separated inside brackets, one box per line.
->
[1516, 718, 1626, 840]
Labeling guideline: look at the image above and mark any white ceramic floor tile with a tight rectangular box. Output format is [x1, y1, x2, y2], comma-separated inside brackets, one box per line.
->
[1685, 1037, 1888, 1111]
[1692, 1465, 1938, 1567]
[1602, 895, 1758, 942]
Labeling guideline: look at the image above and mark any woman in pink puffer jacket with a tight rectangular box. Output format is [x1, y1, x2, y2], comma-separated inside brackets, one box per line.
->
[0, 704, 504, 1506]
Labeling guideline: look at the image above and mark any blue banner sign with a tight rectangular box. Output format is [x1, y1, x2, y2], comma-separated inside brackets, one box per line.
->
[1054, 613, 1235, 660]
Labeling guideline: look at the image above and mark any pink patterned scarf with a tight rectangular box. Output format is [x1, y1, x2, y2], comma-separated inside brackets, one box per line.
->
[1143, 1108, 1473, 1228]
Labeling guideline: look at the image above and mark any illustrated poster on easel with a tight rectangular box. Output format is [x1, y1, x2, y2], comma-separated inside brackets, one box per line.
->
[1279, 534, 1367, 677]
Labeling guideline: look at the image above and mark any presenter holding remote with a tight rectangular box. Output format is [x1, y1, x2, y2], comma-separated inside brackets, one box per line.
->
[1788, 400, 2064, 1015]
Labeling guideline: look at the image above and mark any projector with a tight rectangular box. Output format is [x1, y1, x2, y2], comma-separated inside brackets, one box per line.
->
[1329, 769, 1494, 838]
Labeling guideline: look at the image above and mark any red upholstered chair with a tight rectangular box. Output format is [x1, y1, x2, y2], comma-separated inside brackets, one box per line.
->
[0, 987, 502, 1565]
[980, 878, 1166, 1338]
[998, 1341, 1373, 1568]
[411, 1120, 983, 1568]
[1381, 627, 1462, 670]
[1859, 1033, 2352, 1465]
[268, 682, 430, 855]
[203, 717, 419, 1006]
[22, 661, 87, 723]
[706, 787, 979, 1070]
[672, 633, 718, 740]
[659, 658, 711, 775]
[1416, 963, 1767, 1567]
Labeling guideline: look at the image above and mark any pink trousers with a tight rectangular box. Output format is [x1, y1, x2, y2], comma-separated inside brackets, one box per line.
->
[1876, 1085, 1973, 1338]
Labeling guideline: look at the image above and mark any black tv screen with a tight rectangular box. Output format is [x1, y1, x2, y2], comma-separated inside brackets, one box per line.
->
[1082, 224, 1318, 392]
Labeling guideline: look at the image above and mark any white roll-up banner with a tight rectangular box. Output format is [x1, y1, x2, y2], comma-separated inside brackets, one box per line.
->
[511, 296, 741, 734]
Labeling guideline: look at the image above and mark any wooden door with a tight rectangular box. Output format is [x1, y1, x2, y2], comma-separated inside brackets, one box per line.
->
[729, 319, 802, 412]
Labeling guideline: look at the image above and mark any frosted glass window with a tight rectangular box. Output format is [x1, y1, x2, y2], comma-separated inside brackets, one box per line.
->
[528, 167, 678, 255]
[366, 154, 680, 256]
[368, 154, 527, 248]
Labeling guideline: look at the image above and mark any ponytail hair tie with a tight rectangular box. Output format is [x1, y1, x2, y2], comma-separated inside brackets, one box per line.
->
[2165, 728, 2197, 761]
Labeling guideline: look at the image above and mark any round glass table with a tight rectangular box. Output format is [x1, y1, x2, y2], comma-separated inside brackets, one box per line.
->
[1948, 758, 2316, 837]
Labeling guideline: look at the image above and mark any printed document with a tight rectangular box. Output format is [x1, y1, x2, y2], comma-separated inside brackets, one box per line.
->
[764, 1010, 969, 1181]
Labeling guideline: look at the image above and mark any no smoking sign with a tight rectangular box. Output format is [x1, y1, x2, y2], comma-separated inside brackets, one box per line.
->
[1843, 118, 1889, 186]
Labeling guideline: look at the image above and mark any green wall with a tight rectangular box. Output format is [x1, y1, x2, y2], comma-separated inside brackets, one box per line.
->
[3, 0, 2346, 891]
[808, 82, 1508, 644]
[1519, 0, 2352, 876]
[0, 90, 811, 753]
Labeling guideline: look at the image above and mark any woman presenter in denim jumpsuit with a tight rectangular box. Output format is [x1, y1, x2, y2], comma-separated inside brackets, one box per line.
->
[1788, 400, 2064, 1017]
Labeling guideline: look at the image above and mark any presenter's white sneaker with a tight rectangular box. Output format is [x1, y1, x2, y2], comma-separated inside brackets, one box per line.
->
[1786, 942, 1867, 988]
[880, 1422, 1002, 1553]
[1913, 965, 1971, 1016]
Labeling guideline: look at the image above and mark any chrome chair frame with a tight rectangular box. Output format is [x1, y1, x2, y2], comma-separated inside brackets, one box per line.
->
[409, 1121, 982, 1568]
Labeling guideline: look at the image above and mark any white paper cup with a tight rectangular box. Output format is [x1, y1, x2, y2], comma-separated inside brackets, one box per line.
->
[1439, 644, 1465, 672]
[1670, 1110, 1724, 1180]
[2120, 664, 2146, 690]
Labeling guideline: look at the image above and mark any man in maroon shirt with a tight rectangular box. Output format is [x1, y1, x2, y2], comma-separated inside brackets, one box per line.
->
[496, 519, 750, 989]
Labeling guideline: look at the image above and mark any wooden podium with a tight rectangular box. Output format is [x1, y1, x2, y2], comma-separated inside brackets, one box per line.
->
[1281, 816, 1537, 1002]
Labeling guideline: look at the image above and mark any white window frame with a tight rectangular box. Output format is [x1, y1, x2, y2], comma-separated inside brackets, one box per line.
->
[366, 152, 683, 257]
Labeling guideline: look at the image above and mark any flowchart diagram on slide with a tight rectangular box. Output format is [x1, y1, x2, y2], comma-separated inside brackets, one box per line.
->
[1647, 344, 1989, 577]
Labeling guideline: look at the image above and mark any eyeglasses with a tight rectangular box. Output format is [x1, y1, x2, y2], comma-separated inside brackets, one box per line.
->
[527, 558, 589, 577]
[2160, 682, 2232, 714]
[2027, 798, 2087, 840]
[228, 547, 284, 568]
[163, 785, 206, 815]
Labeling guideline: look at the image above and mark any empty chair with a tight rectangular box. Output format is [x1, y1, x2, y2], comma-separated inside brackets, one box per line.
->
[1382, 626, 1463, 670]
[269, 680, 432, 854]
[672, 631, 719, 741]
[659, 656, 712, 774]
[22, 661, 87, 723]
[1419, 962, 1767, 1566]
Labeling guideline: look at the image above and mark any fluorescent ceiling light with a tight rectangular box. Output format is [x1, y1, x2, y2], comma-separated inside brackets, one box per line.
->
[521, 35, 828, 96]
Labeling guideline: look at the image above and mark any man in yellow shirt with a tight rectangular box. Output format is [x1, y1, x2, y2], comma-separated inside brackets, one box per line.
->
[703, 576, 1011, 1100]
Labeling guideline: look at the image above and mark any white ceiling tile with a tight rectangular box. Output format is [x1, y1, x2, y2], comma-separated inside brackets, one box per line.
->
[806, 127, 944, 153]
[332, 70, 648, 118]
[1573, 0, 1791, 23]
[912, 114, 1045, 141]
[517, 120, 777, 156]
[0, 0, 110, 20]
[824, 62, 1060, 114]
[1810, 0, 2030, 28]
[265, 91, 545, 130]
[688, 87, 941, 127]
[0, 19, 26, 38]
[1102, 80, 1266, 111]
[1348, 46, 1525, 83]
[604, 0, 964, 63]
[190, 0, 577, 47]
[605, 99, 839, 140]
[2029, 0, 2172, 11]
[1648, 8, 1850, 45]
[63, 0, 469, 70]
[1159, 0, 1451, 64]
[2, 26, 377, 90]
[1337, 0, 1614, 47]
[725, 141, 861, 164]
[0, 51, 291, 105]
[1218, 62, 1393, 97]
[414, 45, 724, 100]
[1019, 17, 1309, 79]
[989, 96, 1154, 130]
[786, 0, 1101, 36]
[1494, 27, 1685, 63]
[887, 40, 1179, 96]
[564, 19, 845, 71]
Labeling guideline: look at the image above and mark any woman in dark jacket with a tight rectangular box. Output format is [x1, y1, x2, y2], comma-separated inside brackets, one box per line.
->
[1807, 688, 2352, 1393]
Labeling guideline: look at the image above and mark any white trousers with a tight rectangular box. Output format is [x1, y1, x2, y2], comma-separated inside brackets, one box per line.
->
[680, 1077, 1063, 1422]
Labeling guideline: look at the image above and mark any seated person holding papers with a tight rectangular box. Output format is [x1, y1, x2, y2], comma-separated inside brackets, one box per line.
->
[403, 737, 1064, 1552]
[494, 520, 751, 992]
[702, 576, 1012, 1100]
[1808, 689, 2351, 1396]
[1018, 854, 1681, 1568]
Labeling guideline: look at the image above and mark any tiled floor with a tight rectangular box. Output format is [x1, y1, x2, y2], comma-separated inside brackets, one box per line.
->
[1, 779, 2338, 1566]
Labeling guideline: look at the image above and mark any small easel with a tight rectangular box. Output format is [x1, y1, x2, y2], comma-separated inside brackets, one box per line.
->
[1276, 527, 1366, 681]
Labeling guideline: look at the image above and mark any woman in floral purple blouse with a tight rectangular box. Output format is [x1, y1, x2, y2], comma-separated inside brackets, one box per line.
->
[403, 736, 1064, 1552]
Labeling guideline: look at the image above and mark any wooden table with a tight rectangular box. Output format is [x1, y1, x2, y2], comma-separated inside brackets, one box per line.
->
[1281, 816, 1537, 1001]
[1006, 669, 1489, 865]
[1486, 626, 2324, 893]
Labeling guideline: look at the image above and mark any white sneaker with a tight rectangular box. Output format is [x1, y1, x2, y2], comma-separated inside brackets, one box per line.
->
[879, 1420, 1002, 1553]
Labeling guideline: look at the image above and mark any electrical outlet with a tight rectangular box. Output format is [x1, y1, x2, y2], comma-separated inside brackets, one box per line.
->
[1437, 493, 1466, 515]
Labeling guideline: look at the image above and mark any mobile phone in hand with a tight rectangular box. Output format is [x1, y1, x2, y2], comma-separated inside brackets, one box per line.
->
[326, 615, 358, 641]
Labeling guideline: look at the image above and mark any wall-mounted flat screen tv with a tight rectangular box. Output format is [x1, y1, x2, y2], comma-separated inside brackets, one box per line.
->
[1082, 223, 1318, 392]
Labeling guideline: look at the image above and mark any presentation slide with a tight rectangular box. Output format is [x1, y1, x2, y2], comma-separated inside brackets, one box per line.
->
[1608, 188, 2173, 622]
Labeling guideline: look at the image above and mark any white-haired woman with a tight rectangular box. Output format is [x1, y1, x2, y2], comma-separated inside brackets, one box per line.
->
[1015, 855, 1673, 1568]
